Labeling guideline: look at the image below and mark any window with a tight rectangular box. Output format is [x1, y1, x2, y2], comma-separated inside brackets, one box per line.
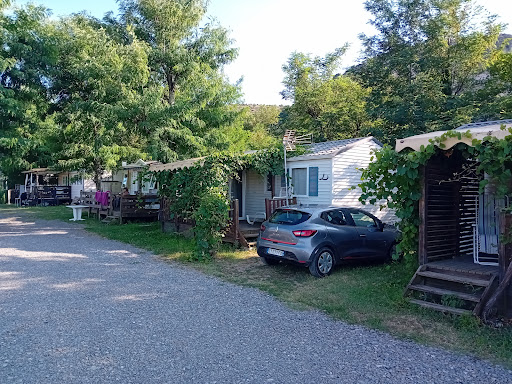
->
[269, 209, 311, 225]
[266, 173, 273, 192]
[350, 211, 377, 227]
[321, 209, 347, 226]
[291, 168, 307, 195]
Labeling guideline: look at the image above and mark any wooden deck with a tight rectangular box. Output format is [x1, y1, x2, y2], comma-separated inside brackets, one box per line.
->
[427, 256, 498, 276]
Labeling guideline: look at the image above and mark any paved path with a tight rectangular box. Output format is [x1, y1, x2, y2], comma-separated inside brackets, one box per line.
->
[0, 213, 511, 384]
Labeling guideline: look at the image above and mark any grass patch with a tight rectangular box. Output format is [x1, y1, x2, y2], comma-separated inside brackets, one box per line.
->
[2, 204, 512, 368]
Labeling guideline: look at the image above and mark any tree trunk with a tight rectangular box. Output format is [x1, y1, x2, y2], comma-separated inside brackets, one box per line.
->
[93, 159, 102, 191]
[166, 72, 176, 105]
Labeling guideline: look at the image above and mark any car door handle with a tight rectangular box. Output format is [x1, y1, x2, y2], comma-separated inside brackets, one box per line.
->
[359, 234, 366, 237]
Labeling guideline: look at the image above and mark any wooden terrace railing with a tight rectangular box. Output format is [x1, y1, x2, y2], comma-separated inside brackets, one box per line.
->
[264, 197, 297, 219]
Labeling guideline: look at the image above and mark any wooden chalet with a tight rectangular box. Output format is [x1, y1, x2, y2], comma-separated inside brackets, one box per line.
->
[18, 168, 72, 205]
[397, 120, 512, 319]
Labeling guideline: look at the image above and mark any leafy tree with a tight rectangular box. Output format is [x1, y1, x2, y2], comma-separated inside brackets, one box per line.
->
[49, 16, 151, 188]
[279, 49, 373, 141]
[0, 3, 58, 185]
[474, 48, 512, 120]
[353, 0, 503, 142]
[115, 0, 243, 162]
[239, 105, 280, 149]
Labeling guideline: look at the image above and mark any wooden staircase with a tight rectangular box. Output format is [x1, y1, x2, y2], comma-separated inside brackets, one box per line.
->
[101, 215, 119, 224]
[405, 264, 498, 316]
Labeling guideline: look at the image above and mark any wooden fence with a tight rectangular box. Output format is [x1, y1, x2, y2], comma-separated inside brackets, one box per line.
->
[264, 197, 297, 219]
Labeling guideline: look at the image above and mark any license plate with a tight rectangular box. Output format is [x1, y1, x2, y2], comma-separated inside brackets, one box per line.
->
[267, 248, 284, 257]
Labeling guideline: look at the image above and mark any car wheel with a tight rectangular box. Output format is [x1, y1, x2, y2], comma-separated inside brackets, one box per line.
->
[262, 256, 280, 266]
[309, 248, 334, 277]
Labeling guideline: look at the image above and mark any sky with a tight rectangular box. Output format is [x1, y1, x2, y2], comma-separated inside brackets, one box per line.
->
[15, 0, 512, 105]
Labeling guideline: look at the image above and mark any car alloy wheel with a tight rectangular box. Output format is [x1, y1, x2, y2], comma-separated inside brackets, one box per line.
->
[309, 248, 334, 277]
[318, 251, 333, 274]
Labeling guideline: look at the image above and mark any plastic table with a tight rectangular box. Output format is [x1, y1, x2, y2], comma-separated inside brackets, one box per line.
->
[66, 205, 88, 221]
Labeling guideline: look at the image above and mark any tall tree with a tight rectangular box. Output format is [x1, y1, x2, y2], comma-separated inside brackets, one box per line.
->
[474, 45, 512, 120]
[353, 0, 503, 142]
[49, 16, 151, 188]
[115, 0, 243, 162]
[279, 49, 373, 141]
[0, 3, 58, 185]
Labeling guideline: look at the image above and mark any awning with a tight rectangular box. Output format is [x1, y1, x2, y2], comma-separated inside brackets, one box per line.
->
[21, 168, 60, 175]
[148, 157, 205, 172]
[395, 120, 512, 152]
[122, 159, 161, 170]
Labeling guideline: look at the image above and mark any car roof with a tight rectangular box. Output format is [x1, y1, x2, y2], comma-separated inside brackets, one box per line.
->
[276, 205, 365, 215]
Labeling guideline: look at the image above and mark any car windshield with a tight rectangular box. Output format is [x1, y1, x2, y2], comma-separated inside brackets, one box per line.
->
[269, 209, 311, 225]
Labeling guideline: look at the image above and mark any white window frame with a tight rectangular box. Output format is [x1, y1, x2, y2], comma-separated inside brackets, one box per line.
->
[289, 166, 308, 197]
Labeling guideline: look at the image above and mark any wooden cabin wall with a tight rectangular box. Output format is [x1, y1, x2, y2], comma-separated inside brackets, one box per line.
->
[423, 153, 461, 262]
[422, 151, 481, 263]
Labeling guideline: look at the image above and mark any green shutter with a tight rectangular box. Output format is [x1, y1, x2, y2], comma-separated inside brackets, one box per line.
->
[309, 167, 318, 196]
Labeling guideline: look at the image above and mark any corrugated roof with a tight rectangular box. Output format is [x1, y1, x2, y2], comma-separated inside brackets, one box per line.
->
[289, 137, 379, 161]
[395, 120, 512, 152]
[148, 157, 205, 172]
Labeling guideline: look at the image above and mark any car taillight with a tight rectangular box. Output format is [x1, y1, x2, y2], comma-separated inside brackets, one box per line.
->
[260, 224, 266, 232]
[292, 230, 317, 237]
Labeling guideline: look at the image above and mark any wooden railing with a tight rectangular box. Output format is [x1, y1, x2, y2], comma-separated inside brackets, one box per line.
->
[265, 197, 297, 219]
[117, 194, 159, 224]
[158, 197, 195, 233]
[224, 199, 243, 245]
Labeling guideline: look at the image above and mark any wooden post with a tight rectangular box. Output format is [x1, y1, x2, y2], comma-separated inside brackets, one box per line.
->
[232, 199, 239, 243]
[499, 212, 512, 281]
[265, 198, 271, 219]
[418, 165, 428, 265]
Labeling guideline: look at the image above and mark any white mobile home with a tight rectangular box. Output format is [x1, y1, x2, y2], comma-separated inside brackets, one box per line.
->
[149, 138, 395, 224]
[232, 137, 395, 223]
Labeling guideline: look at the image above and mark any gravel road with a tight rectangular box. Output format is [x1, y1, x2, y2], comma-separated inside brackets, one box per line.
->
[0, 212, 511, 384]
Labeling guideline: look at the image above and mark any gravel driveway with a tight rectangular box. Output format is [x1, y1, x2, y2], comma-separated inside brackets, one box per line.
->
[0, 213, 511, 384]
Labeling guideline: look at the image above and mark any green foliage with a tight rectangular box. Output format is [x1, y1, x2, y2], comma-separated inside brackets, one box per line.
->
[117, 0, 243, 162]
[279, 49, 374, 141]
[0, 3, 59, 185]
[358, 126, 512, 263]
[353, 0, 504, 143]
[192, 187, 230, 260]
[476, 51, 512, 120]
[239, 105, 281, 149]
[0, 1, 245, 188]
[48, 16, 151, 188]
[151, 146, 288, 258]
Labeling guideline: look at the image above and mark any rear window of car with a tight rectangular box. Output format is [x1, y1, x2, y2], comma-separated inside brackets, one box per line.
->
[269, 209, 311, 225]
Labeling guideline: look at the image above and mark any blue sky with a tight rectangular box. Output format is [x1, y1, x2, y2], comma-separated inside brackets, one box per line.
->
[15, 0, 512, 105]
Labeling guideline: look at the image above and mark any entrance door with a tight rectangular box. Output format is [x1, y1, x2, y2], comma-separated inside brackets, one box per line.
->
[475, 194, 509, 265]
[230, 171, 243, 219]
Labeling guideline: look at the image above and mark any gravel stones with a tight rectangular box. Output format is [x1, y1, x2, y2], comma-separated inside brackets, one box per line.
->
[0, 214, 511, 383]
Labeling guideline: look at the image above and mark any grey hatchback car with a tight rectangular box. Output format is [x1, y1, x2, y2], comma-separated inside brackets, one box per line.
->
[257, 206, 399, 277]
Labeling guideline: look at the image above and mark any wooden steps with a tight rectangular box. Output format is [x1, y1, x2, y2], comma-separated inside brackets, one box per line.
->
[405, 264, 498, 317]
[415, 271, 491, 287]
[101, 216, 119, 224]
[409, 299, 472, 316]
